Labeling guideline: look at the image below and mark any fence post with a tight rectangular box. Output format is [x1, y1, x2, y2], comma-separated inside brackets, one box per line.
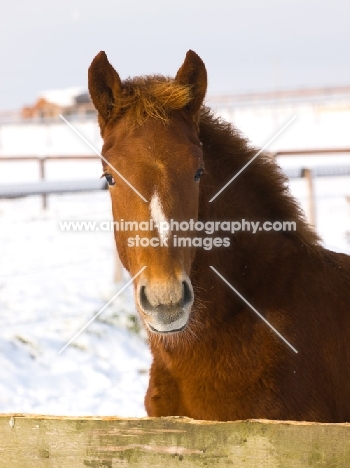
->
[302, 168, 316, 227]
[39, 157, 47, 209]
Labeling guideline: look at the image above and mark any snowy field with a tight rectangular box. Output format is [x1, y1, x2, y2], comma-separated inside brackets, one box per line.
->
[0, 110, 349, 417]
[0, 192, 152, 417]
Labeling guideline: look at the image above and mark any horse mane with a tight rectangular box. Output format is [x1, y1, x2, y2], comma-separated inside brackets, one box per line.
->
[114, 76, 192, 124]
[199, 107, 321, 248]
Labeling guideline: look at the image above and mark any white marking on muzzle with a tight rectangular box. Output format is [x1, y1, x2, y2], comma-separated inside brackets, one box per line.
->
[150, 191, 170, 243]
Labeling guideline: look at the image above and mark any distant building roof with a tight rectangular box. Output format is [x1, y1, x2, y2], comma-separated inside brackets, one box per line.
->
[39, 87, 85, 107]
[75, 92, 91, 104]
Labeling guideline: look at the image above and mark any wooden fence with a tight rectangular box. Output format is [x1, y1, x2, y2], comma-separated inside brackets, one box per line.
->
[1, 415, 350, 467]
[0, 155, 102, 209]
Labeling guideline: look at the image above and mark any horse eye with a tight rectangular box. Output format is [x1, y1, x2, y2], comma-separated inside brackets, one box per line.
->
[105, 174, 116, 186]
[194, 168, 204, 182]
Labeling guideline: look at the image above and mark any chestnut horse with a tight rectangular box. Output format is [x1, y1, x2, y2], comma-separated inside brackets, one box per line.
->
[88, 50, 350, 422]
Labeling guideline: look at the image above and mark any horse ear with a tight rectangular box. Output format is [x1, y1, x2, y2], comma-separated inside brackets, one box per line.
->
[175, 50, 207, 117]
[88, 51, 122, 121]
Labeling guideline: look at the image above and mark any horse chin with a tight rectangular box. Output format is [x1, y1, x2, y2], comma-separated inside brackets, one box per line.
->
[147, 323, 187, 335]
[144, 309, 190, 335]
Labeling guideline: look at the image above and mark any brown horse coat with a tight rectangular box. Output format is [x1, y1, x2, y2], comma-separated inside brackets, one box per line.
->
[88, 50, 350, 422]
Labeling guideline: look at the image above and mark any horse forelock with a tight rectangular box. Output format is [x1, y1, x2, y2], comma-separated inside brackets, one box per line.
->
[113, 76, 192, 124]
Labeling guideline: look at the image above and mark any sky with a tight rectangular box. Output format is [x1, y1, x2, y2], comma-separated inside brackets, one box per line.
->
[1, 0, 350, 109]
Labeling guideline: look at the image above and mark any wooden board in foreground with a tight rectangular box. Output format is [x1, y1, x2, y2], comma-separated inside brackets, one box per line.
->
[0, 414, 350, 467]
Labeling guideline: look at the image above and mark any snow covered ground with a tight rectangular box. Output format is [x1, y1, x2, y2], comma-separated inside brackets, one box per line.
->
[0, 110, 349, 417]
[0, 193, 151, 417]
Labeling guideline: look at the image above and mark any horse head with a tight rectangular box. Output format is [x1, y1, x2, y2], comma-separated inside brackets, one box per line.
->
[88, 50, 207, 335]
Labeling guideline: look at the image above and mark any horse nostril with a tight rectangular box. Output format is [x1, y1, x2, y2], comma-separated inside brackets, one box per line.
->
[182, 280, 193, 308]
[139, 285, 151, 313]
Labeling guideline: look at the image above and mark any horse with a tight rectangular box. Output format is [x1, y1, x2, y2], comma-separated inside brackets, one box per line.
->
[88, 50, 350, 422]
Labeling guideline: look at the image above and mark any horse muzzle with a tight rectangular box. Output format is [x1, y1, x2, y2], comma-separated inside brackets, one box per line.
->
[136, 275, 194, 334]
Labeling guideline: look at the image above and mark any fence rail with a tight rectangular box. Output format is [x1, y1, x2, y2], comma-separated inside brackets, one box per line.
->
[273, 148, 350, 156]
[0, 179, 107, 198]
[1, 415, 350, 467]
